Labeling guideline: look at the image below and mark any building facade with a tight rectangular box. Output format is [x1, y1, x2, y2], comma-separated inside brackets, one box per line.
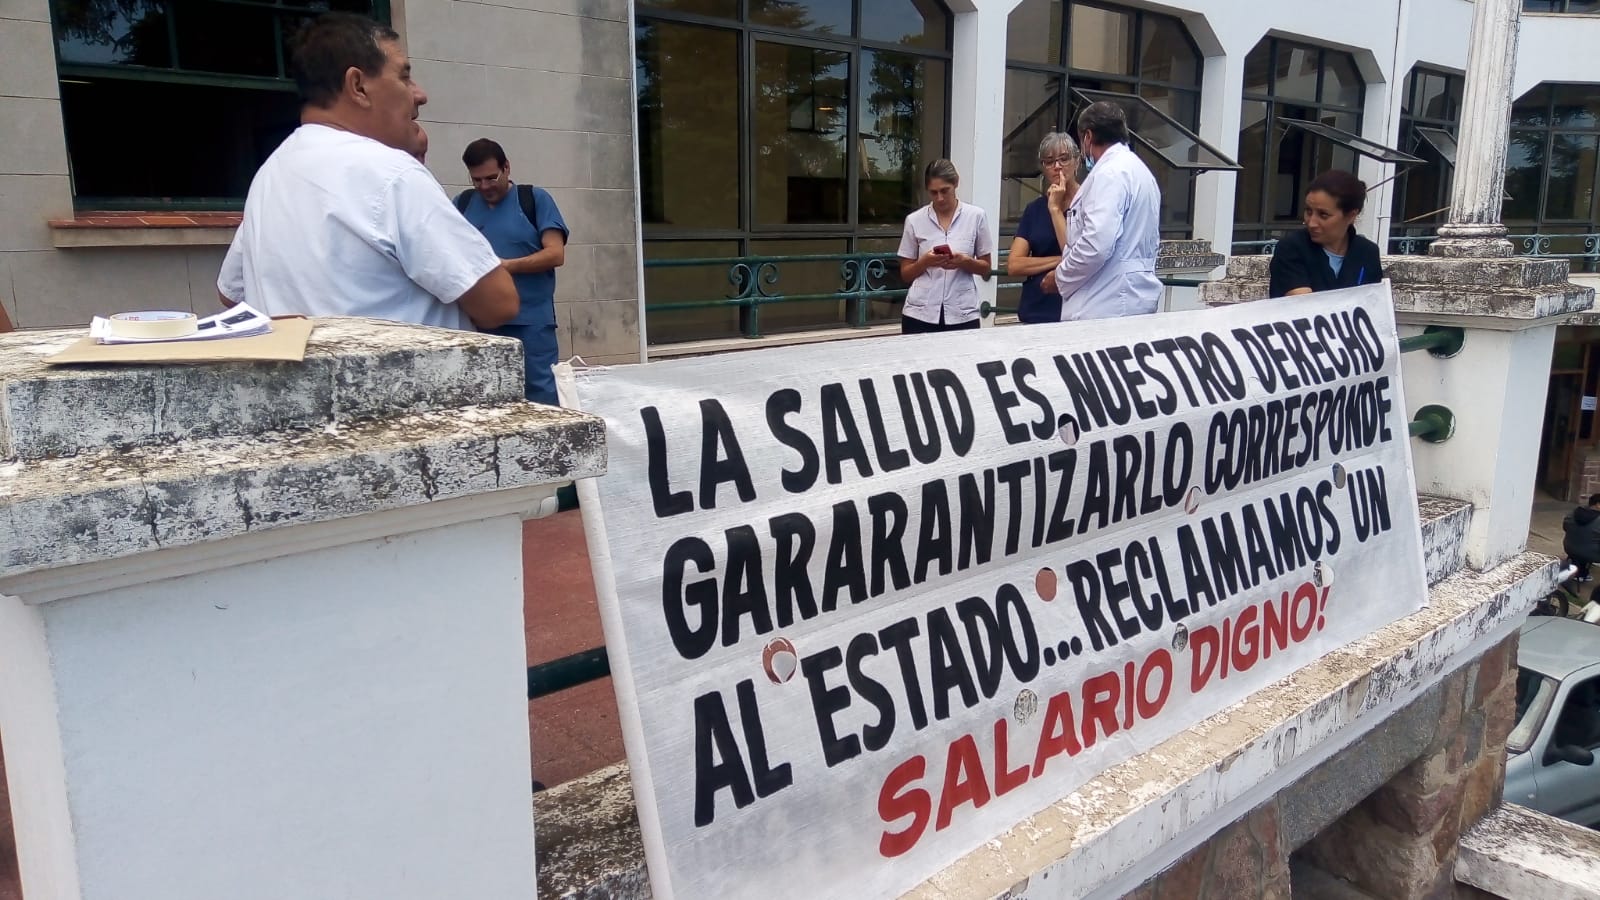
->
[0, 0, 644, 365]
[6, 0, 1600, 489]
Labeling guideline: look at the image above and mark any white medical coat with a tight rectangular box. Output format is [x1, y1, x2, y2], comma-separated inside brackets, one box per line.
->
[1052, 141, 1163, 321]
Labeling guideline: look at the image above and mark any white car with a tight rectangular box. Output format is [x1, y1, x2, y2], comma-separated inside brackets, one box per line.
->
[1506, 615, 1600, 825]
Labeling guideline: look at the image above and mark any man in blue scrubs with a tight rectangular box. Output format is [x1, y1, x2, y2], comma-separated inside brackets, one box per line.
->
[457, 138, 569, 404]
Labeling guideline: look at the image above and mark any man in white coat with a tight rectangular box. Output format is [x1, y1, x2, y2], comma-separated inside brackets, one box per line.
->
[1041, 101, 1162, 320]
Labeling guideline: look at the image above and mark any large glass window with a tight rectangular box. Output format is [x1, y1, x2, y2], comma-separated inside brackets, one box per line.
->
[50, 0, 388, 208]
[1391, 67, 1463, 241]
[1525, 1, 1600, 12]
[637, 0, 951, 343]
[1002, 0, 1202, 236]
[1233, 38, 1366, 246]
[1506, 82, 1600, 270]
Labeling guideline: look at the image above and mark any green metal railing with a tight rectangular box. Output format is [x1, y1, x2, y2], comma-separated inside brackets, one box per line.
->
[645, 250, 1217, 335]
[528, 647, 610, 700]
[644, 252, 908, 339]
[1238, 230, 1600, 272]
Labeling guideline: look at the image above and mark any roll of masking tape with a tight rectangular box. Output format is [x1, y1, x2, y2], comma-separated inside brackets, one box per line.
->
[107, 311, 198, 340]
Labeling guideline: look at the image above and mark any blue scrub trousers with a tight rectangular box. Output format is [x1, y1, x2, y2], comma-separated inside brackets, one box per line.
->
[487, 322, 560, 405]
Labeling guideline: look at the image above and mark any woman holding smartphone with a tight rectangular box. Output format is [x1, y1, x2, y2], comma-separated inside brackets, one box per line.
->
[1006, 133, 1081, 323]
[897, 159, 994, 334]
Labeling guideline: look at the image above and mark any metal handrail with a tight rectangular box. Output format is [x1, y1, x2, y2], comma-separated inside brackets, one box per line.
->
[643, 251, 908, 338]
[528, 647, 610, 700]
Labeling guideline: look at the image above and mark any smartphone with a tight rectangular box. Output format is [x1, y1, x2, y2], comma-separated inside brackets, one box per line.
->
[933, 245, 951, 256]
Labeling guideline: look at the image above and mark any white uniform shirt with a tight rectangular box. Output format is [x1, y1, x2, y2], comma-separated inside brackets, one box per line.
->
[897, 201, 994, 325]
[1053, 141, 1163, 321]
[218, 124, 500, 330]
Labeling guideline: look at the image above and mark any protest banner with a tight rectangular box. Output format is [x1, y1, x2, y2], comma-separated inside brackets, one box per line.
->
[558, 282, 1428, 899]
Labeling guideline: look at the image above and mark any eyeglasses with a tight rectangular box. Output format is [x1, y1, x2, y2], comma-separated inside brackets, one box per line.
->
[1040, 156, 1076, 167]
[471, 170, 505, 187]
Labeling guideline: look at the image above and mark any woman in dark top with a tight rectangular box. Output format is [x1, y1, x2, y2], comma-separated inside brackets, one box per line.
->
[1269, 169, 1384, 298]
[1006, 132, 1080, 322]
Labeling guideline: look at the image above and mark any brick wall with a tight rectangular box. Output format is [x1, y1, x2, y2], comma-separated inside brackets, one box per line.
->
[1576, 447, 1600, 503]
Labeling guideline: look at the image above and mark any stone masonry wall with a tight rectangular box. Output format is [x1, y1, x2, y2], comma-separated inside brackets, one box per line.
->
[1122, 803, 1292, 900]
[1573, 446, 1600, 504]
[1122, 634, 1518, 900]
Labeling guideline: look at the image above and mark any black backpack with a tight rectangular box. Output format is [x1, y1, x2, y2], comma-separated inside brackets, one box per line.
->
[454, 183, 541, 227]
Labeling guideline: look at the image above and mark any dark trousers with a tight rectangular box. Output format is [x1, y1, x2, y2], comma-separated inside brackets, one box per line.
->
[901, 309, 981, 335]
[485, 322, 560, 405]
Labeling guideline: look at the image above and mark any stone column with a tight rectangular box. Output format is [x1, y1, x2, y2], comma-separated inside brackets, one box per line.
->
[1431, 0, 1520, 258]
[1201, 0, 1592, 571]
[0, 319, 605, 900]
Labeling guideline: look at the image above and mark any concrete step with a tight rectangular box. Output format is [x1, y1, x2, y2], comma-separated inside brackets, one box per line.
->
[1419, 493, 1473, 586]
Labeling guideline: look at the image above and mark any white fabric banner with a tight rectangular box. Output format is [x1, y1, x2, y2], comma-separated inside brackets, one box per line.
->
[560, 282, 1428, 900]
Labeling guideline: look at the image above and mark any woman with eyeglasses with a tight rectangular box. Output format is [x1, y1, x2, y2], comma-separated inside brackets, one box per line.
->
[1006, 133, 1081, 323]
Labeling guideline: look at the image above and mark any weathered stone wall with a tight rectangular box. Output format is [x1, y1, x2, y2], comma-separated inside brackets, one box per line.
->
[1123, 803, 1292, 900]
[1119, 634, 1517, 900]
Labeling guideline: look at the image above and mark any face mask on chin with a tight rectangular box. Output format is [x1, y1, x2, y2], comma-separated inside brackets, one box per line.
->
[1083, 151, 1096, 172]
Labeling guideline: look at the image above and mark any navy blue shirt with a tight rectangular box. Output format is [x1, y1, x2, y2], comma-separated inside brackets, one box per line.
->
[460, 183, 569, 327]
[1014, 196, 1063, 323]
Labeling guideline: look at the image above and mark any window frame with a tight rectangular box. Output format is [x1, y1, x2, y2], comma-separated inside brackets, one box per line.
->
[1233, 36, 1367, 246]
[1001, 0, 1206, 237]
[1524, 0, 1600, 13]
[1505, 83, 1600, 234]
[1391, 66, 1463, 238]
[49, 0, 392, 210]
[635, 0, 956, 342]
[636, 1, 954, 250]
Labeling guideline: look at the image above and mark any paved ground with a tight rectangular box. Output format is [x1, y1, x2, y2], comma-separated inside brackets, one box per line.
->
[1530, 492, 1570, 560]
[522, 510, 626, 787]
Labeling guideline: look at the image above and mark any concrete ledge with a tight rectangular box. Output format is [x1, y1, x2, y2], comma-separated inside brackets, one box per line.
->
[50, 226, 238, 248]
[1456, 803, 1600, 899]
[0, 402, 605, 579]
[0, 318, 528, 460]
[1201, 255, 1597, 321]
[535, 765, 648, 900]
[909, 551, 1558, 900]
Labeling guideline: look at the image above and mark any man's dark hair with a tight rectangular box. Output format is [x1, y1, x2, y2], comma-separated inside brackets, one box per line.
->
[1077, 101, 1129, 147]
[462, 138, 509, 169]
[1588, 493, 1600, 507]
[289, 13, 399, 108]
[1307, 169, 1369, 214]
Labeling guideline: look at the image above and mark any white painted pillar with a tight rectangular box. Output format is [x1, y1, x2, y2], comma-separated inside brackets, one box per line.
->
[950, 0, 1009, 321]
[1192, 45, 1244, 256]
[1432, 0, 1522, 257]
[1400, 319, 1556, 570]
[0, 319, 606, 900]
